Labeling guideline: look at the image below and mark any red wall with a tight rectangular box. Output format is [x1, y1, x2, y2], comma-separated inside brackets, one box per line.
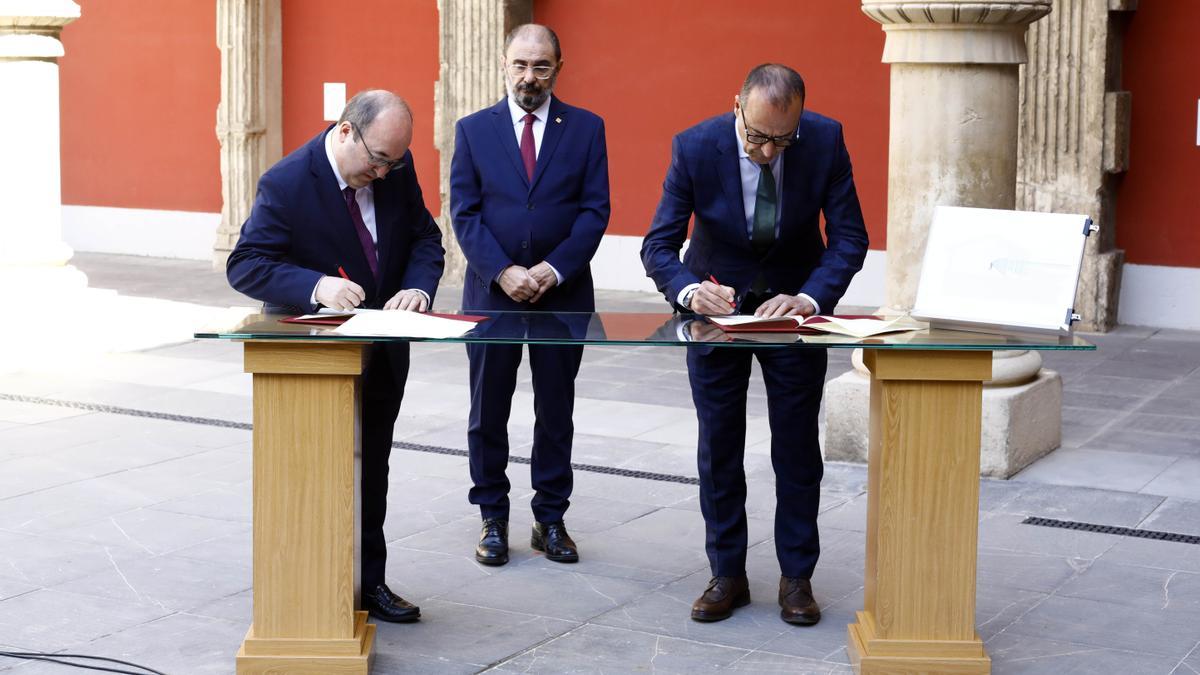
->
[281, 0, 441, 215]
[536, 0, 890, 246]
[1116, 2, 1200, 268]
[59, 0, 221, 212]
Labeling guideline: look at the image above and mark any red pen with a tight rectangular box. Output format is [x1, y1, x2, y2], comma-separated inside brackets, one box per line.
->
[337, 265, 350, 280]
[708, 275, 736, 309]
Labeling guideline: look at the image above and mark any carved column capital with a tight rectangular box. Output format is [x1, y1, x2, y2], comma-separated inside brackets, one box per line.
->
[861, 1, 1051, 63]
[0, 0, 80, 60]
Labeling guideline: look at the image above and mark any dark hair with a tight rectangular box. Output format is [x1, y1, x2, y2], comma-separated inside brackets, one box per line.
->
[337, 89, 411, 136]
[740, 64, 806, 109]
[504, 23, 561, 61]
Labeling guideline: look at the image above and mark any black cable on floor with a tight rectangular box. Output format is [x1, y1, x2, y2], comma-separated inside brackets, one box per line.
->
[0, 650, 168, 674]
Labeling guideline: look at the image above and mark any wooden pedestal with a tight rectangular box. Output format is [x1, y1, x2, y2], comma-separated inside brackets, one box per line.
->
[237, 341, 375, 674]
[847, 350, 994, 674]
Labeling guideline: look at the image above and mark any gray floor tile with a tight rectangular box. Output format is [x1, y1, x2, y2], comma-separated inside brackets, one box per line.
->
[1143, 458, 1200, 500]
[11, 612, 247, 675]
[0, 579, 35, 602]
[148, 484, 251, 523]
[977, 548, 1090, 593]
[1102, 537, 1200, 574]
[977, 514, 1120, 560]
[187, 589, 250, 625]
[1013, 447, 1177, 493]
[0, 588, 172, 652]
[974, 586, 1047, 641]
[985, 632, 1180, 675]
[1055, 559, 1200, 612]
[1063, 373, 1172, 397]
[436, 564, 658, 623]
[491, 623, 758, 673]
[1085, 429, 1200, 457]
[1140, 498, 1200, 536]
[1126, 414, 1200, 438]
[51, 553, 250, 613]
[0, 530, 141, 588]
[992, 483, 1165, 527]
[1061, 390, 1147, 411]
[1002, 594, 1200, 658]
[169, 530, 251, 569]
[53, 507, 247, 556]
[1141, 396, 1200, 418]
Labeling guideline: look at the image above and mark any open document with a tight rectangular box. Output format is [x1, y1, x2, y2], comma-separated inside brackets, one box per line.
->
[708, 314, 923, 339]
[332, 310, 482, 339]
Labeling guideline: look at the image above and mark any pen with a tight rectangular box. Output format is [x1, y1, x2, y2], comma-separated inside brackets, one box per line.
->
[338, 265, 350, 280]
[707, 275, 736, 309]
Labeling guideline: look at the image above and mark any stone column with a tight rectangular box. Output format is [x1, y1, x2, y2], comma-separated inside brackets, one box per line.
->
[434, 0, 532, 283]
[0, 0, 86, 293]
[825, 1, 1059, 478]
[1018, 0, 1136, 332]
[212, 0, 282, 269]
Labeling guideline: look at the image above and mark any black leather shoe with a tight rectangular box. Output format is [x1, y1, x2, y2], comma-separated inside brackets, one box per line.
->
[364, 584, 420, 623]
[779, 576, 821, 625]
[531, 520, 579, 563]
[475, 517, 509, 566]
[691, 576, 750, 622]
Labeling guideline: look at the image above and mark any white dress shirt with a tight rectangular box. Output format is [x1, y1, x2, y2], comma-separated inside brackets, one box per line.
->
[503, 94, 562, 286]
[310, 129, 428, 309]
[675, 126, 821, 314]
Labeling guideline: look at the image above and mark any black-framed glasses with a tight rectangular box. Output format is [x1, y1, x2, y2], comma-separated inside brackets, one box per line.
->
[350, 122, 406, 173]
[506, 62, 556, 80]
[739, 107, 799, 148]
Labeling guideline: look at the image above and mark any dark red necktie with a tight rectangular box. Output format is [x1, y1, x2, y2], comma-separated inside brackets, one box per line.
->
[342, 186, 379, 282]
[519, 113, 536, 181]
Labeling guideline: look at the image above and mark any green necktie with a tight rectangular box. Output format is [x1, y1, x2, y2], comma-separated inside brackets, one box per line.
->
[752, 162, 777, 252]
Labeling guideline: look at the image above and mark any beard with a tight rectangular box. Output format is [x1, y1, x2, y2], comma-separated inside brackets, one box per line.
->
[508, 76, 554, 111]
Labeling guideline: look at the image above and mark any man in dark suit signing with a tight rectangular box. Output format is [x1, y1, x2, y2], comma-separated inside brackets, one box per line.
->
[641, 64, 868, 625]
[450, 24, 609, 566]
[227, 89, 445, 623]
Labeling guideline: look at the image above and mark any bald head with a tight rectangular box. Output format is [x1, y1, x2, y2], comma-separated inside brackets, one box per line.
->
[504, 23, 561, 61]
[332, 89, 414, 189]
[338, 89, 413, 134]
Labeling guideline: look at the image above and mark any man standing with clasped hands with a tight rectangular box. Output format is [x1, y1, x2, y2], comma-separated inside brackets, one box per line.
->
[450, 24, 610, 567]
[641, 64, 868, 626]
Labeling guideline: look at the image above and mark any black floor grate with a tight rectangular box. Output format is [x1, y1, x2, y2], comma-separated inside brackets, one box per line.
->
[1022, 516, 1200, 545]
[0, 393, 699, 486]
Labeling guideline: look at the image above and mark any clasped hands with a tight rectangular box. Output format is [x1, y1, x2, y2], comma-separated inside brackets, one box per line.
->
[315, 276, 428, 312]
[498, 262, 557, 303]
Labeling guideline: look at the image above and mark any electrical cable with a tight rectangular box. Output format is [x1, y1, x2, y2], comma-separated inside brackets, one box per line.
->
[0, 650, 169, 675]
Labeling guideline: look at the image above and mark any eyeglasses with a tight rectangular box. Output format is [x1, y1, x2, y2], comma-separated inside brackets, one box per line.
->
[506, 62, 556, 80]
[350, 122, 406, 173]
[739, 107, 798, 148]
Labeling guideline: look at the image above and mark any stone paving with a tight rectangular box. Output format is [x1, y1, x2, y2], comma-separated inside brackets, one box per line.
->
[0, 253, 1198, 673]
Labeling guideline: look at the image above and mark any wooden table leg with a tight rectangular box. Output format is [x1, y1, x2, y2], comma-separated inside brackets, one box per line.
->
[847, 349, 993, 674]
[236, 341, 375, 674]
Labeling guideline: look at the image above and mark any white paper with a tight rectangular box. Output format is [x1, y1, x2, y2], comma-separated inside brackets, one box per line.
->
[332, 310, 478, 339]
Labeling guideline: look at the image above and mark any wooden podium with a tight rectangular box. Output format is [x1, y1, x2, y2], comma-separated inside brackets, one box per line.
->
[848, 349, 994, 674]
[236, 341, 376, 674]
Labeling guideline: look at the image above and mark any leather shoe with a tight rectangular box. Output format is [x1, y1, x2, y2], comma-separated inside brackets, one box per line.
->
[690, 575, 750, 622]
[475, 518, 509, 566]
[364, 584, 420, 623]
[531, 520, 579, 563]
[779, 576, 821, 625]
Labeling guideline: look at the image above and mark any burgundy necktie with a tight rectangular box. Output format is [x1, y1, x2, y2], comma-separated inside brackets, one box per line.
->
[519, 113, 536, 181]
[342, 186, 379, 282]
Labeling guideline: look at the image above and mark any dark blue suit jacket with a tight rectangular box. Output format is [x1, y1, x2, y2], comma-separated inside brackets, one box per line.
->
[449, 97, 609, 312]
[641, 111, 868, 314]
[227, 126, 444, 313]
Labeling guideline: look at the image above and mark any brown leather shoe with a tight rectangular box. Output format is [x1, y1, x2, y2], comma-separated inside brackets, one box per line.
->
[779, 576, 821, 625]
[690, 576, 750, 622]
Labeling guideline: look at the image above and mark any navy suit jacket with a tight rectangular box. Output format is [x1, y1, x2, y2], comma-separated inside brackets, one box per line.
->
[641, 111, 868, 314]
[450, 97, 609, 312]
[227, 126, 444, 313]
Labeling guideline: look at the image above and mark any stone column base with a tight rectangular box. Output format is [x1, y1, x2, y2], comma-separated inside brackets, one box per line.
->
[824, 367, 1063, 479]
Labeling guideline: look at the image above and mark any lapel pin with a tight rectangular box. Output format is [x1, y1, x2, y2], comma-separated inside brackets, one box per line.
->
[555, 117, 562, 124]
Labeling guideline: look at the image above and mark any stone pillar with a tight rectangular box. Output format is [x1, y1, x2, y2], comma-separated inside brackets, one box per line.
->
[825, 1, 1061, 478]
[1018, 0, 1136, 332]
[212, 0, 282, 269]
[0, 0, 87, 293]
[434, 0, 532, 283]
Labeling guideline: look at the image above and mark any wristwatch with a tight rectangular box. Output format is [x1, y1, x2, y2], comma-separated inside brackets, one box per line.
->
[682, 288, 697, 311]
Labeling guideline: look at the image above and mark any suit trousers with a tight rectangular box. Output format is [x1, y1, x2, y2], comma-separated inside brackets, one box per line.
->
[360, 342, 409, 590]
[466, 341, 583, 523]
[686, 344, 827, 579]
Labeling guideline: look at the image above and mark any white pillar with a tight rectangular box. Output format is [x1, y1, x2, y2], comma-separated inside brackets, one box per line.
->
[825, 1, 1063, 478]
[0, 0, 86, 292]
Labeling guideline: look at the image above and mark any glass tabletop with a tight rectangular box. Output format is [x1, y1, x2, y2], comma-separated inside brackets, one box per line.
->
[195, 311, 1095, 351]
